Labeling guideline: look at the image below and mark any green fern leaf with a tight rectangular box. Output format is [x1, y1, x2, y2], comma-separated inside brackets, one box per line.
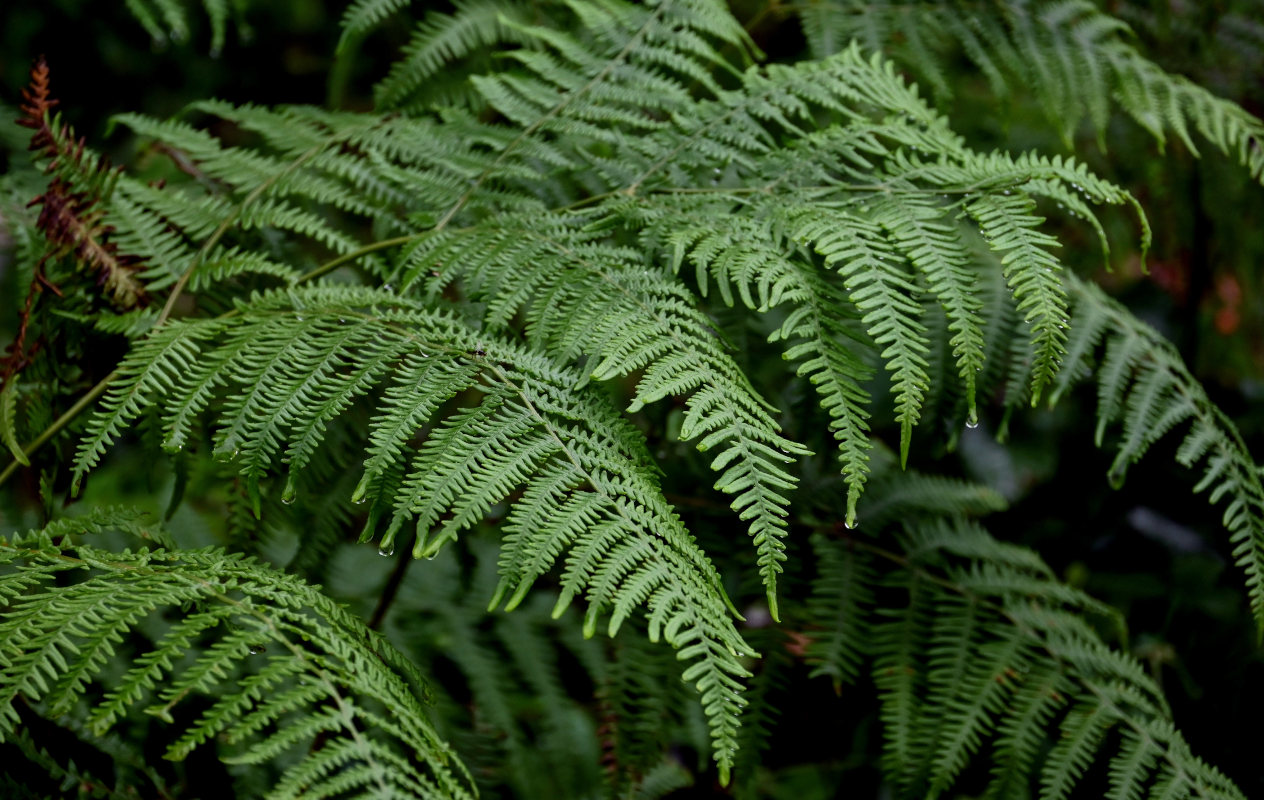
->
[69, 287, 754, 780]
[0, 517, 473, 799]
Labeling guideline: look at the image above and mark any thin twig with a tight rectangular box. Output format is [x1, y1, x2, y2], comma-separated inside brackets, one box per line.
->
[368, 537, 415, 631]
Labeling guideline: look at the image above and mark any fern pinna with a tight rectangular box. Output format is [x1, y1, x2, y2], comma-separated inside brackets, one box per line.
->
[1, 0, 1262, 797]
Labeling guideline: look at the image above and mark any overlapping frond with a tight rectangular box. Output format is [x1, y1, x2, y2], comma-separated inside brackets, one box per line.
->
[103, 23, 1147, 539]
[397, 212, 808, 617]
[68, 286, 753, 779]
[119, 0, 252, 53]
[806, 517, 1245, 800]
[0, 517, 472, 799]
[8, 1, 1258, 792]
[631, 197, 876, 527]
[791, 0, 1264, 183]
[1052, 275, 1264, 633]
[605, 46, 1141, 500]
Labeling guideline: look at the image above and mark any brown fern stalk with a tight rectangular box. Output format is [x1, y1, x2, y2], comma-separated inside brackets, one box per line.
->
[19, 57, 104, 180]
[17, 58, 147, 310]
[0, 281, 47, 389]
[2, 59, 148, 391]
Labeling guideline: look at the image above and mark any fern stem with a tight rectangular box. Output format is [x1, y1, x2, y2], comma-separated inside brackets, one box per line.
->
[0, 371, 115, 488]
[154, 143, 331, 328]
[368, 533, 415, 631]
[741, 0, 786, 35]
[296, 234, 423, 285]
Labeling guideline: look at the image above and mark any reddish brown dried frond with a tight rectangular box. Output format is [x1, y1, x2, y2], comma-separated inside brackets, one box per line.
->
[19, 58, 120, 200]
[17, 58, 147, 310]
[19, 57, 82, 173]
[29, 179, 147, 309]
[17, 57, 58, 131]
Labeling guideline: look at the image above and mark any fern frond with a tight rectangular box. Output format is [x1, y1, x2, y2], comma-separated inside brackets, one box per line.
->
[399, 212, 808, 617]
[819, 516, 1249, 800]
[373, 0, 538, 110]
[68, 287, 753, 779]
[18, 3, 1259, 791]
[872, 192, 985, 424]
[965, 192, 1068, 405]
[630, 195, 875, 528]
[338, 0, 413, 50]
[790, 0, 1264, 183]
[610, 43, 1141, 481]
[1057, 275, 1264, 634]
[0, 518, 472, 799]
[104, 35, 1144, 539]
[858, 469, 1009, 532]
[598, 618, 712, 793]
[803, 533, 874, 690]
[790, 205, 930, 467]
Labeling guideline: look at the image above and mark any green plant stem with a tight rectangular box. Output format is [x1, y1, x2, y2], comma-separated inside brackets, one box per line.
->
[0, 371, 115, 488]
[368, 538, 414, 631]
[295, 234, 422, 284]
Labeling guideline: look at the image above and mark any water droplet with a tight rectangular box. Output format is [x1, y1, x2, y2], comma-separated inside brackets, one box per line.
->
[425, 552, 438, 561]
[382, 283, 395, 293]
[248, 644, 266, 655]
[965, 414, 980, 430]
[845, 518, 859, 531]
[294, 313, 305, 321]
[353, 496, 367, 505]
[213, 446, 239, 463]
[1107, 469, 1126, 490]
[378, 544, 395, 557]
